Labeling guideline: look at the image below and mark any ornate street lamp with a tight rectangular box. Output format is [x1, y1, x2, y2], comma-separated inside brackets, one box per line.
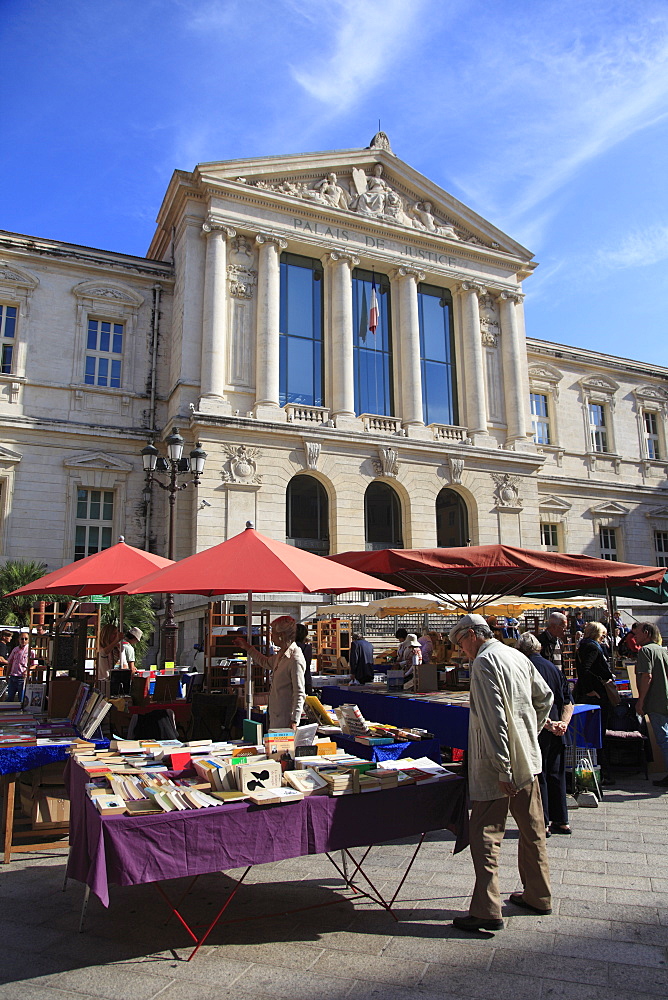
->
[141, 429, 207, 665]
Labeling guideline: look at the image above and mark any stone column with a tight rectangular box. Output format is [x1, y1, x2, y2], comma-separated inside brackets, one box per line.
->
[392, 266, 425, 432]
[499, 290, 530, 448]
[200, 219, 236, 404]
[326, 250, 359, 426]
[460, 281, 488, 437]
[254, 233, 287, 418]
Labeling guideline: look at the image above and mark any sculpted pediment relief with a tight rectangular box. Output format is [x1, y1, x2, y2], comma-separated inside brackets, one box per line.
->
[529, 363, 562, 385]
[634, 384, 668, 405]
[72, 280, 144, 309]
[0, 262, 39, 291]
[579, 374, 619, 395]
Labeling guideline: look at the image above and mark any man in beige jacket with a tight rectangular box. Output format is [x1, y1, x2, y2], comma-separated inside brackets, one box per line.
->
[449, 614, 553, 933]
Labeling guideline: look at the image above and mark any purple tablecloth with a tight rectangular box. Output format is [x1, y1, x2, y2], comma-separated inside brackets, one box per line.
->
[65, 760, 469, 907]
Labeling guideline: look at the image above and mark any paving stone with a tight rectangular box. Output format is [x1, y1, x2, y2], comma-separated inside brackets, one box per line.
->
[490, 946, 608, 986]
[561, 871, 651, 889]
[419, 963, 543, 999]
[606, 887, 668, 907]
[551, 934, 667, 968]
[33, 966, 175, 1000]
[559, 898, 660, 925]
[311, 950, 426, 987]
[235, 963, 355, 999]
[606, 960, 668, 996]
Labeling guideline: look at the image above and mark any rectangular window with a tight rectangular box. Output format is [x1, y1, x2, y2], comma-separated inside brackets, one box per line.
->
[540, 523, 559, 551]
[279, 254, 323, 407]
[74, 488, 114, 560]
[644, 411, 660, 460]
[0, 304, 17, 375]
[352, 270, 393, 416]
[531, 393, 551, 445]
[85, 319, 123, 388]
[418, 284, 458, 426]
[655, 531, 668, 568]
[589, 403, 608, 453]
[599, 526, 617, 561]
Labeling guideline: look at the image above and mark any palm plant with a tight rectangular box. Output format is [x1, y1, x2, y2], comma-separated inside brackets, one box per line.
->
[0, 560, 58, 626]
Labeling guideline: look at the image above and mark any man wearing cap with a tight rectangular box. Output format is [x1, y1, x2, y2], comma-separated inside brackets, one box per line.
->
[120, 627, 143, 673]
[449, 613, 553, 933]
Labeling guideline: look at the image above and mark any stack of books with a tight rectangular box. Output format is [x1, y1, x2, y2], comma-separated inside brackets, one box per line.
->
[336, 703, 372, 739]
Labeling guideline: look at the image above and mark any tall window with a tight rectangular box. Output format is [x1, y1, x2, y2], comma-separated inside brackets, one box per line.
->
[75, 488, 113, 560]
[418, 285, 457, 425]
[0, 304, 17, 374]
[540, 523, 559, 551]
[436, 489, 468, 547]
[365, 482, 402, 550]
[531, 393, 551, 445]
[599, 526, 617, 561]
[85, 319, 123, 388]
[279, 253, 323, 407]
[352, 270, 393, 416]
[644, 411, 661, 460]
[589, 403, 608, 453]
[655, 531, 668, 568]
[286, 475, 329, 555]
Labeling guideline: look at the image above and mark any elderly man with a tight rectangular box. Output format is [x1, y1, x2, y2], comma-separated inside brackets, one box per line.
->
[517, 631, 574, 835]
[538, 612, 568, 670]
[449, 614, 553, 933]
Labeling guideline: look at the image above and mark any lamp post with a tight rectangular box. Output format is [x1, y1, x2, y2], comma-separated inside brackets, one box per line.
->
[141, 428, 207, 665]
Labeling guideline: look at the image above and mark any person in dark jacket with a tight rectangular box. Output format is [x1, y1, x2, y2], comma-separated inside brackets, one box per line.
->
[573, 622, 615, 728]
[517, 632, 574, 834]
[538, 613, 568, 669]
[295, 623, 313, 695]
[349, 633, 375, 684]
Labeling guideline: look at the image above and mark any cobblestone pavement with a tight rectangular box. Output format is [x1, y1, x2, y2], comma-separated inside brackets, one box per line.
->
[0, 775, 666, 1000]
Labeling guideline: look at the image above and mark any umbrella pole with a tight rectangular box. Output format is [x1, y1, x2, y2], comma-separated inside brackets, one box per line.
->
[605, 582, 617, 671]
[118, 594, 125, 672]
[246, 592, 253, 719]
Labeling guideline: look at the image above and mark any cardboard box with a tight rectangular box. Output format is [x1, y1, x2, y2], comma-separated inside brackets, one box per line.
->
[21, 787, 70, 829]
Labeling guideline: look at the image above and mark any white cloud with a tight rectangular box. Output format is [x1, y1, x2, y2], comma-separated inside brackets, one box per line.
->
[289, 0, 428, 110]
[594, 224, 668, 272]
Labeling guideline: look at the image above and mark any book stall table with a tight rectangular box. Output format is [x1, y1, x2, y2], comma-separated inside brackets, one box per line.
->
[1, 737, 109, 863]
[331, 732, 442, 765]
[322, 686, 602, 751]
[64, 758, 469, 961]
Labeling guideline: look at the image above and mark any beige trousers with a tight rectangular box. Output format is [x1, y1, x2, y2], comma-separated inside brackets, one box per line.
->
[468, 777, 551, 920]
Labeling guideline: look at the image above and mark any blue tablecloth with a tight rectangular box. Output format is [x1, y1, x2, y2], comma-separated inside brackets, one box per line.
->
[0, 737, 109, 776]
[322, 688, 602, 750]
[332, 732, 442, 764]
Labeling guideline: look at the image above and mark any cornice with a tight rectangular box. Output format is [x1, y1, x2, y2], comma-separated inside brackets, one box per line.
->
[536, 474, 668, 498]
[527, 338, 668, 380]
[0, 230, 173, 282]
[0, 414, 153, 440]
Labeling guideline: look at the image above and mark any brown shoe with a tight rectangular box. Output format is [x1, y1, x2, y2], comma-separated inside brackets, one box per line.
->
[507, 893, 552, 915]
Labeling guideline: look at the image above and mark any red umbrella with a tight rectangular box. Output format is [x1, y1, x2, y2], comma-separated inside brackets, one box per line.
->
[326, 544, 666, 611]
[112, 524, 402, 713]
[3, 539, 173, 598]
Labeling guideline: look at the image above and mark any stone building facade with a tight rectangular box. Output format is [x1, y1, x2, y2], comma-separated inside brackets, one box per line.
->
[0, 134, 666, 654]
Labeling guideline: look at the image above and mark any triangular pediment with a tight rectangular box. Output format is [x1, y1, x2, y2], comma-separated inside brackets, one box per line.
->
[64, 451, 133, 473]
[0, 445, 22, 463]
[538, 495, 572, 512]
[589, 501, 629, 517]
[646, 506, 668, 519]
[191, 141, 533, 261]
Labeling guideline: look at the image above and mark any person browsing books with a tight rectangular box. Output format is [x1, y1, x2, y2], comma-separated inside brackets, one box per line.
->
[6, 631, 37, 702]
[233, 615, 306, 730]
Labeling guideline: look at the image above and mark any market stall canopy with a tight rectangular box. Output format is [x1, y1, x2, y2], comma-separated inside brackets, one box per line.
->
[316, 595, 455, 618]
[2, 540, 174, 598]
[473, 596, 607, 616]
[326, 544, 667, 611]
[111, 526, 403, 597]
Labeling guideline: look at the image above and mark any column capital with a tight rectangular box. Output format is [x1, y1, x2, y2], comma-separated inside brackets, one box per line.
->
[391, 265, 425, 283]
[499, 288, 524, 304]
[459, 279, 488, 297]
[255, 232, 288, 251]
[326, 249, 360, 268]
[202, 217, 236, 239]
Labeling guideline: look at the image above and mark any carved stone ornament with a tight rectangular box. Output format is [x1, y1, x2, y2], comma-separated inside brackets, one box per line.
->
[231, 236, 253, 260]
[202, 217, 236, 239]
[479, 293, 500, 347]
[372, 447, 399, 477]
[227, 263, 257, 299]
[367, 131, 393, 153]
[221, 445, 262, 484]
[448, 457, 464, 484]
[492, 473, 523, 509]
[303, 440, 321, 471]
[255, 232, 287, 251]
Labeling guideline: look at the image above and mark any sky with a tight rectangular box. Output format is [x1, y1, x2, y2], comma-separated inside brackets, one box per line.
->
[2, 0, 668, 364]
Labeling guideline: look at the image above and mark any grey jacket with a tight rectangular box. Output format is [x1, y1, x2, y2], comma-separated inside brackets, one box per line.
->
[468, 639, 553, 801]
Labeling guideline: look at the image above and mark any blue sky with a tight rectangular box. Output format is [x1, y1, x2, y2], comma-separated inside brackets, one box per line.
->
[3, 0, 668, 363]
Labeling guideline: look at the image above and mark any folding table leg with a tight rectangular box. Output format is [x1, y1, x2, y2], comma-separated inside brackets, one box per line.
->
[2, 774, 17, 864]
[78, 885, 91, 933]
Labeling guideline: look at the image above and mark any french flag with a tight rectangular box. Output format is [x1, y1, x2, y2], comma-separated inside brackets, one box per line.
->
[368, 276, 379, 335]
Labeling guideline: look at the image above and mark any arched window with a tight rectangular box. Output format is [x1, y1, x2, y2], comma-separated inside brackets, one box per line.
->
[436, 489, 469, 547]
[286, 475, 329, 555]
[352, 269, 393, 416]
[279, 253, 324, 406]
[365, 481, 403, 550]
